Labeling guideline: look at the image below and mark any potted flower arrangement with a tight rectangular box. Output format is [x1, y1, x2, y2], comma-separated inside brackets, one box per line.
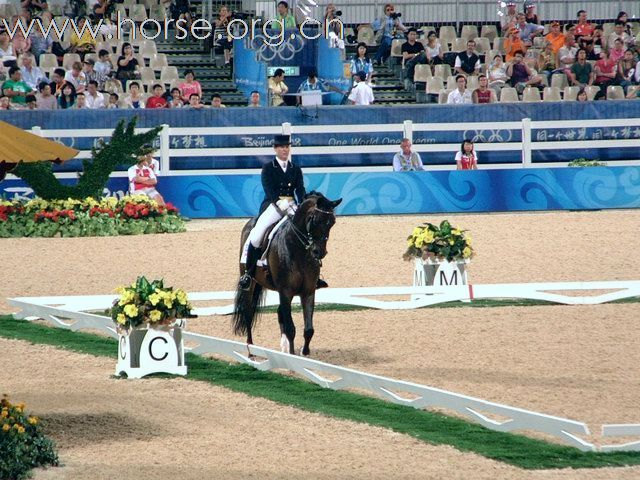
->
[403, 220, 474, 287]
[111, 276, 195, 378]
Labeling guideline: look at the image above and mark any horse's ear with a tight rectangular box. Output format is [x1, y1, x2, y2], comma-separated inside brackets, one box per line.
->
[330, 198, 342, 209]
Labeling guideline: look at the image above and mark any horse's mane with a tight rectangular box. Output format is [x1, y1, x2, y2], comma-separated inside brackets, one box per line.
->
[292, 192, 334, 224]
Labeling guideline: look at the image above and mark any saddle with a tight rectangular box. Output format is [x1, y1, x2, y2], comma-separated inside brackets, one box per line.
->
[256, 215, 289, 268]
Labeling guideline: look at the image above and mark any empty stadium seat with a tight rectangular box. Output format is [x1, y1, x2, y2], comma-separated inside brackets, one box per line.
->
[139, 67, 156, 82]
[451, 37, 467, 52]
[543, 87, 561, 102]
[39, 53, 59, 70]
[473, 37, 490, 54]
[562, 86, 580, 101]
[149, 4, 167, 21]
[160, 66, 180, 83]
[584, 85, 600, 101]
[130, 4, 148, 22]
[460, 25, 478, 42]
[499, 87, 518, 103]
[550, 73, 568, 90]
[627, 85, 640, 99]
[413, 65, 432, 83]
[150, 53, 169, 71]
[438, 26, 457, 45]
[438, 89, 453, 104]
[445, 75, 457, 90]
[357, 25, 376, 46]
[433, 64, 452, 80]
[493, 37, 506, 54]
[140, 40, 158, 59]
[419, 26, 436, 38]
[522, 87, 542, 102]
[426, 77, 444, 95]
[480, 25, 498, 42]
[62, 53, 81, 70]
[466, 75, 479, 91]
[606, 85, 624, 100]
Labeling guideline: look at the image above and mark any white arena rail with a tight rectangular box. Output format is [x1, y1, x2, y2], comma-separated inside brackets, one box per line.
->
[8, 279, 640, 452]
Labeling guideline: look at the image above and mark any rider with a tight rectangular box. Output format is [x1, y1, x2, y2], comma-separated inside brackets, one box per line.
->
[239, 134, 329, 290]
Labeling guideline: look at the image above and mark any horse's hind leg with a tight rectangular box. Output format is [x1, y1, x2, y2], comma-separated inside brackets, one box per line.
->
[300, 293, 315, 356]
[278, 294, 295, 354]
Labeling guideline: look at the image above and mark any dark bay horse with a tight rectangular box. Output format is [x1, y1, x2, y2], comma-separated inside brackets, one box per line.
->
[232, 193, 341, 356]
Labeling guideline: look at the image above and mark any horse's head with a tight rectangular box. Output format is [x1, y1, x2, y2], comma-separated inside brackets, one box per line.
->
[296, 192, 342, 261]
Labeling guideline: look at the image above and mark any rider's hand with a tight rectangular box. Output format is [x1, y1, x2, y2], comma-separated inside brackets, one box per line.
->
[276, 198, 292, 211]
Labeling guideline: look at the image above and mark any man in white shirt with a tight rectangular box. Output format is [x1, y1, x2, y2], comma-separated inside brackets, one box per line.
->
[19, 54, 46, 90]
[85, 80, 105, 109]
[392, 138, 424, 171]
[348, 71, 374, 105]
[447, 75, 472, 104]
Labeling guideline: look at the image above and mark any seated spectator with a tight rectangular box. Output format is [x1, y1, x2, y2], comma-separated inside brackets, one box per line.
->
[50, 67, 66, 97]
[524, 2, 539, 24]
[93, 0, 114, 19]
[556, 34, 578, 71]
[298, 70, 328, 93]
[19, 53, 45, 90]
[472, 75, 496, 103]
[25, 93, 37, 109]
[107, 92, 119, 108]
[487, 54, 509, 95]
[515, 13, 544, 47]
[456, 140, 478, 170]
[576, 88, 588, 101]
[35, 81, 56, 109]
[423, 31, 444, 65]
[170, 0, 193, 30]
[169, 87, 184, 108]
[574, 10, 594, 41]
[58, 83, 77, 109]
[95, 49, 113, 79]
[187, 92, 204, 109]
[11, 27, 31, 57]
[29, 18, 53, 59]
[146, 84, 168, 108]
[69, 18, 96, 57]
[371, 3, 407, 65]
[64, 61, 86, 93]
[116, 42, 139, 88]
[268, 68, 288, 106]
[402, 28, 425, 83]
[617, 49, 636, 93]
[143, 150, 160, 175]
[348, 71, 374, 105]
[500, 1, 517, 36]
[275, 1, 296, 29]
[504, 28, 526, 62]
[454, 40, 480, 76]
[544, 21, 565, 54]
[214, 5, 233, 65]
[127, 155, 165, 206]
[506, 50, 542, 93]
[85, 80, 105, 108]
[124, 81, 145, 109]
[447, 75, 472, 104]
[210, 93, 226, 108]
[178, 69, 202, 104]
[578, 37, 599, 61]
[0, 95, 10, 110]
[2, 66, 32, 105]
[607, 20, 632, 51]
[392, 138, 424, 172]
[592, 25, 605, 53]
[609, 39, 625, 64]
[537, 41, 557, 81]
[82, 59, 105, 90]
[0, 29, 16, 65]
[349, 42, 373, 84]
[75, 91, 87, 109]
[593, 49, 617, 96]
[568, 49, 594, 87]
[248, 90, 261, 107]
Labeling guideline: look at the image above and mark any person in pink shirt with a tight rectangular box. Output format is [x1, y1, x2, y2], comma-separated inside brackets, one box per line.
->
[178, 69, 202, 104]
[608, 39, 625, 64]
[593, 49, 618, 96]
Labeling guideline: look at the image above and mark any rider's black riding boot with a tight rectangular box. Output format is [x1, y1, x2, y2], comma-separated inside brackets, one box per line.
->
[238, 244, 261, 290]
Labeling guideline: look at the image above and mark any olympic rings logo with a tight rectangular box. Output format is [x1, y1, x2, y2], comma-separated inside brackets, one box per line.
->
[251, 34, 305, 62]
[462, 129, 513, 143]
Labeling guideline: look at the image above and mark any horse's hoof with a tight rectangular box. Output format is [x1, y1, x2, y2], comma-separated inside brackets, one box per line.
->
[300, 347, 310, 357]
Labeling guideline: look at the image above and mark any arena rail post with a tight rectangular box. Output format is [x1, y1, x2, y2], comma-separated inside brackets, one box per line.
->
[403, 120, 413, 142]
[159, 124, 170, 174]
[521, 117, 532, 167]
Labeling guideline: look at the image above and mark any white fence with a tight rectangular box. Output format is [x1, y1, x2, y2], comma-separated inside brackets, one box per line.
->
[20, 116, 640, 179]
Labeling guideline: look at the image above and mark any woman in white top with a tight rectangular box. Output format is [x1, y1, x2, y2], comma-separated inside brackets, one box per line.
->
[487, 54, 509, 96]
[424, 31, 443, 64]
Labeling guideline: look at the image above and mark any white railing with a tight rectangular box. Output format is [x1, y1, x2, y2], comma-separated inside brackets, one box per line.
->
[21, 117, 640, 179]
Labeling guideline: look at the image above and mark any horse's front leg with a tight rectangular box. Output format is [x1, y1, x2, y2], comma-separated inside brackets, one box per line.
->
[300, 293, 315, 357]
[278, 293, 295, 354]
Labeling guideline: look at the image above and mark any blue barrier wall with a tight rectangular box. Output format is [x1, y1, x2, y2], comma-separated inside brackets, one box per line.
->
[0, 101, 638, 171]
[3, 166, 639, 218]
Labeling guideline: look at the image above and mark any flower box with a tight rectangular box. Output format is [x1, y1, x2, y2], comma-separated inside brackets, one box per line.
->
[414, 257, 469, 287]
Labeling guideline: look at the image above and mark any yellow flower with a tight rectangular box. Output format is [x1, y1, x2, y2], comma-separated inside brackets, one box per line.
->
[452, 228, 462, 235]
[118, 290, 135, 306]
[163, 297, 173, 309]
[123, 304, 139, 318]
[27, 416, 38, 425]
[14, 424, 25, 434]
[448, 238, 455, 245]
[463, 247, 472, 258]
[176, 290, 188, 306]
[411, 227, 423, 237]
[148, 310, 162, 322]
[116, 313, 127, 325]
[0, 410, 7, 418]
[149, 292, 162, 306]
[2, 424, 9, 432]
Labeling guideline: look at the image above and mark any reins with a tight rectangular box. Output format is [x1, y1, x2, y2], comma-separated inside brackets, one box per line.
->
[286, 205, 335, 264]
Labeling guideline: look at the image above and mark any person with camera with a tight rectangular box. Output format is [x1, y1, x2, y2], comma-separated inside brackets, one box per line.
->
[324, 3, 343, 37]
[371, 3, 407, 66]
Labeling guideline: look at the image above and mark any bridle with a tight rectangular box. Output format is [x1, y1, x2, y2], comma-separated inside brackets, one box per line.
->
[288, 205, 335, 263]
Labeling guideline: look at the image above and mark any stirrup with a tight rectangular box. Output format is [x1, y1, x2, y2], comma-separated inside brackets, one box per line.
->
[238, 273, 252, 290]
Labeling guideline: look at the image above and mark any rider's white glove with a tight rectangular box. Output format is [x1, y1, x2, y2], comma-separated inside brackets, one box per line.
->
[276, 198, 293, 211]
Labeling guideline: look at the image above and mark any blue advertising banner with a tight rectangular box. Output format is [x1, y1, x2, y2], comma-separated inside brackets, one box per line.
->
[3, 166, 639, 218]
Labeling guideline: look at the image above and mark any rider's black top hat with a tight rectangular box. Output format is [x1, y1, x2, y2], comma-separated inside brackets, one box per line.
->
[273, 134, 291, 146]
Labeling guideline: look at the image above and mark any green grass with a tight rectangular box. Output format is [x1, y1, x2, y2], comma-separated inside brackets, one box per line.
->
[2, 314, 640, 470]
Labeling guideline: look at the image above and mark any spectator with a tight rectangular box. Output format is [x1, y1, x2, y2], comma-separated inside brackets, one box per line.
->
[19, 53, 45, 90]
[578, 37, 599, 61]
[544, 21, 565, 54]
[178, 69, 202, 104]
[146, 84, 168, 108]
[504, 28, 526, 62]
[454, 40, 480, 76]
[82, 58, 104, 90]
[607, 20, 632, 51]
[537, 41, 557, 82]
[456, 140, 478, 170]
[2, 66, 32, 105]
[127, 155, 165, 205]
[447, 75, 472, 104]
[124, 81, 145, 109]
[556, 34, 578, 71]
[85, 80, 105, 108]
[65, 61, 86, 93]
[210, 93, 226, 107]
[487, 54, 508, 95]
[608, 39, 625, 64]
[95, 49, 113, 79]
[187, 92, 203, 109]
[25, 93, 37, 109]
[576, 88, 588, 101]
[472, 74, 497, 103]
[116, 42, 140, 88]
[515, 13, 543, 47]
[568, 49, 594, 87]
[268, 68, 288, 106]
[348, 70, 374, 105]
[574, 10, 594, 41]
[593, 49, 617, 96]
[275, 1, 296, 29]
[143, 150, 160, 175]
[107, 92, 119, 108]
[29, 17, 53, 59]
[524, 2, 539, 24]
[69, 18, 96, 57]
[75, 91, 87, 109]
[0, 95, 10, 110]
[58, 82, 77, 109]
[214, 5, 233, 65]
[500, 1, 518, 35]
[371, 3, 407, 66]
[591, 26, 605, 54]
[50, 67, 66, 97]
[392, 138, 424, 172]
[506, 50, 542, 93]
[11, 26, 31, 57]
[0, 29, 16, 64]
[248, 90, 261, 107]
[617, 49, 636, 93]
[35, 80, 56, 109]
[423, 30, 444, 65]
[349, 42, 373, 84]
[170, 0, 193, 30]
[402, 28, 425, 83]
[324, 3, 344, 42]
[169, 87, 184, 108]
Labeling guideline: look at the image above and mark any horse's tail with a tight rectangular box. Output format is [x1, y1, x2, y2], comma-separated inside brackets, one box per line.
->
[232, 281, 265, 337]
